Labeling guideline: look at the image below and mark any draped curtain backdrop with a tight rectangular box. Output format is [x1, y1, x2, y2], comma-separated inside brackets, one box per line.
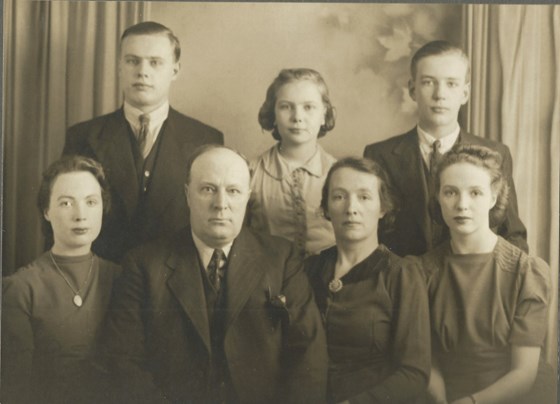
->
[2, 1, 149, 272]
[462, 4, 559, 367]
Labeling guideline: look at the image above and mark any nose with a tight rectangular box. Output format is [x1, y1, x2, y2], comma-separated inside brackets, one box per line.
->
[291, 106, 303, 122]
[213, 189, 229, 210]
[136, 59, 149, 77]
[456, 192, 469, 211]
[346, 195, 358, 215]
[73, 202, 87, 221]
[433, 82, 446, 100]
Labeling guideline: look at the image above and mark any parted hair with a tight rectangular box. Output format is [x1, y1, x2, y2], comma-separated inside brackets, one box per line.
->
[121, 21, 181, 63]
[258, 68, 336, 141]
[410, 40, 470, 82]
[38, 155, 111, 245]
[432, 144, 509, 227]
[320, 157, 396, 225]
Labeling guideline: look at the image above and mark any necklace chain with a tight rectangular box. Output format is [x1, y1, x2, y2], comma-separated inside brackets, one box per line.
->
[49, 251, 95, 300]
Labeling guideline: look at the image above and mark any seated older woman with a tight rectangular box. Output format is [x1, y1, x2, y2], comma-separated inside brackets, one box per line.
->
[1, 156, 121, 404]
[306, 157, 430, 403]
[422, 144, 554, 404]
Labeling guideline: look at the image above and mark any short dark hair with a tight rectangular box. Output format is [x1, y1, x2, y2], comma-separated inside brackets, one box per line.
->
[38, 155, 111, 246]
[258, 68, 336, 141]
[410, 40, 470, 82]
[121, 21, 181, 62]
[185, 144, 251, 186]
[431, 144, 509, 227]
[320, 157, 396, 224]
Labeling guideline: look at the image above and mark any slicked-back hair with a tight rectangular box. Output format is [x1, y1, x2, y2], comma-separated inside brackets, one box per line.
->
[258, 68, 336, 141]
[432, 144, 509, 227]
[185, 144, 251, 186]
[320, 156, 396, 225]
[38, 155, 111, 247]
[121, 21, 181, 62]
[410, 40, 470, 83]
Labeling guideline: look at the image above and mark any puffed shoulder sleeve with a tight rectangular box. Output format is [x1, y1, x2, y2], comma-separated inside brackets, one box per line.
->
[509, 254, 550, 347]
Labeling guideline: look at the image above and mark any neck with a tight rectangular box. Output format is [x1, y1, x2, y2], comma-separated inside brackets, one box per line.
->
[419, 122, 459, 140]
[51, 244, 92, 257]
[127, 99, 167, 114]
[278, 141, 317, 165]
[334, 236, 378, 279]
[450, 229, 497, 254]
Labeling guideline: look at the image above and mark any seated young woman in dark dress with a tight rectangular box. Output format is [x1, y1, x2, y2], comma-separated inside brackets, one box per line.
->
[306, 157, 431, 404]
[1, 156, 121, 404]
[422, 144, 554, 404]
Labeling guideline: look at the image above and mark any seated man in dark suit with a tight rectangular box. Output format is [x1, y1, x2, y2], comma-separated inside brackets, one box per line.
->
[63, 21, 223, 262]
[102, 145, 327, 403]
[364, 40, 527, 256]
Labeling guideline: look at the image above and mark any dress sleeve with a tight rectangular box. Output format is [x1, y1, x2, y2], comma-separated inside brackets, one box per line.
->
[350, 257, 431, 404]
[509, 255, 550, 346]
[1, 275, 35, 404]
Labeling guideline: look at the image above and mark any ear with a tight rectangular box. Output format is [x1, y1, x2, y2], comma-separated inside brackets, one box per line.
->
[172, 61, 181, 81]
[461, 81, 470, 105]
[184, 184, 190, 207]
[44, 208, 51, 222]
[408, 79, 416, 101]
[490, 191, 498, 209]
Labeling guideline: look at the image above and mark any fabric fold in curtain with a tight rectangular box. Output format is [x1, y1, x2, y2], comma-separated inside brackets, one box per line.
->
[462, 4, 559, 367]
[3, 1, 149, 273]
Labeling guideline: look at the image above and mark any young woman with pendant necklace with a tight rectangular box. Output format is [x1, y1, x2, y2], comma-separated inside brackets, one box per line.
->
[1, 156, 121, 404]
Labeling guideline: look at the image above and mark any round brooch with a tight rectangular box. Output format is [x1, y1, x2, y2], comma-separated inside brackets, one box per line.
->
[328, 278, 343, 293]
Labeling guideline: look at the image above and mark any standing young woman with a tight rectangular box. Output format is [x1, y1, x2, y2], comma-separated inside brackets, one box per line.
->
[248, 68, 337, 256]
[423, 145, 553, 404]
[306, 157, 430, 403]
[1, 156, 120, 404]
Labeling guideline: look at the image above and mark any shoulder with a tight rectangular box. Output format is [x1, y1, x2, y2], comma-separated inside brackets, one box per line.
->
[249, 145, 275, 172]
[364, 128, 416, 156]
[67, 109, 122, 135]
[97, 256, 123, 277]
[3, 254, 53, 297]
[495, 237, 549, 278]
[461, 131, 511, 156]
[167, 108, 223, 140]
[416, 243, 448, 283]
[381, 246, 425, 284]
[305, 247, 336, 278]
[238, 227, 294, 257]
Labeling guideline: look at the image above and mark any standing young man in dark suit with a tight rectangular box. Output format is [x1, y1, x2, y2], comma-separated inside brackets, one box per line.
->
[63, 22, 223, 262]
[103, 145, 327, 403]
[364, 40, 527, 256]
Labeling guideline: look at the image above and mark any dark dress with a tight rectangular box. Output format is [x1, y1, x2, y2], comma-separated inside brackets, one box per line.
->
[1, 252, 121, 404]
[306, 245, 430, 403]
[420, 237, 554, 403]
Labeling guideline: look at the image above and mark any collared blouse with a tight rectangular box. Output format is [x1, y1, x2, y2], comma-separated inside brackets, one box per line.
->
[248, 144, 336, 256]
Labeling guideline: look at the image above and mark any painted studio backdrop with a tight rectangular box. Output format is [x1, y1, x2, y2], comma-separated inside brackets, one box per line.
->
[3, 1, 559, 362]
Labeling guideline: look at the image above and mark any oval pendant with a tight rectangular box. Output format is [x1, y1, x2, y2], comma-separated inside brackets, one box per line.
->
[328, 278, 343, 293]
[73, 295, 83, 307]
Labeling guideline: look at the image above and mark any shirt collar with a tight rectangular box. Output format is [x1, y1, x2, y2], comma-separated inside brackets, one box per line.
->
[123, 101, 170, 130]
[262, 144, 329, 180]
[417, 124, 460, 154]
[191, 230, 233, 270]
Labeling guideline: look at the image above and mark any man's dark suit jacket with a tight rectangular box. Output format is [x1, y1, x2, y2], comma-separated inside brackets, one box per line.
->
[63, 108, 223, 261]
[102, 227, 327, 404]
[364, 127, 528, 256]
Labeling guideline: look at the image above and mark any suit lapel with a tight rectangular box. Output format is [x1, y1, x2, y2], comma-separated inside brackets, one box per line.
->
[393, 128, 431, 245]
[223, 229, 267, 333]
[86, 109, 140, 219]
[144, 109, 189, 221]
[166, 229, 211, 352]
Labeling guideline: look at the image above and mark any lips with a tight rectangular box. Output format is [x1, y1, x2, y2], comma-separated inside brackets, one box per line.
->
[72, 228, 89, 235]
[289, 128, 306, 134]
[453, 216, 471, 223]
[133, 83, 152, 90]
[431, 106, 448, 113]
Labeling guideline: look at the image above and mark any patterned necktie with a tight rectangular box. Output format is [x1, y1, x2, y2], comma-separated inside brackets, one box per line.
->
[430, 140, 443, 174]
[290, 168, 307, 256]
[207, 249, 227, 291]
[137, 114, 150, 157]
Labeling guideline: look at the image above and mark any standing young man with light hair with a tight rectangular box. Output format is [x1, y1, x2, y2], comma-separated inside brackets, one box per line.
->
[364, 40, 527, 256]
[63, 21, 223, 262]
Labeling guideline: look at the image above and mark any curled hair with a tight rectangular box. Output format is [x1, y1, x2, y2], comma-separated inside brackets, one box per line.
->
[38, 155, 111, 246]
[320, 157, 396, 226]
[410, 40, 470, 83]
[258, 68, 336, 141]
[121, 21, 181, 62]
[185, 144, 251, 186]
[431, 144, 509, 227]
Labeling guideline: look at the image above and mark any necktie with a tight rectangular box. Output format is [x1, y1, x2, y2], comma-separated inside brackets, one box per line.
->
[137, 114, 150, 157]
[430, 140, 443, 174]
[290, 168, 307, 256]
[207, 249, 227, 291]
